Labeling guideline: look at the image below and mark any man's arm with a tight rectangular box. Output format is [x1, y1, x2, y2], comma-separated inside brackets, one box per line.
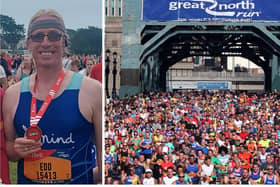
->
[3, 83, 41, 161]
[80, 77, 102, 183]
[91, 80, 102, 184]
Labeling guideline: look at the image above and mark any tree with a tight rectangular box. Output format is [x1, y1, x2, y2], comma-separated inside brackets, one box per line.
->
[67, 27, 102, 55]
[0, 14, 25, 50]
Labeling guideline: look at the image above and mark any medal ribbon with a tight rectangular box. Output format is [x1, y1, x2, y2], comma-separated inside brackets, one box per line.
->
[30, 70, 65, 127]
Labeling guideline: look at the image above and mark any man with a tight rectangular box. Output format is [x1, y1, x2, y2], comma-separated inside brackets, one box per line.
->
[240, 168, 250, 184]
[143, 169, 155, 185]
[3, 9, 102, 184]
[134, 157, 145, 182]
[62, 54, 72, 70]
[0, 64, 7, 91]
[185, 154, 200, 184]
[162, 167, 178, 185]
[90, 59, 102, 83]
[79, 58, 94, 77]
[260, 154, 278, 172]
[173, 172, 189, 184]
[200, 156, 215, 184]
[238, 144, 253, 170]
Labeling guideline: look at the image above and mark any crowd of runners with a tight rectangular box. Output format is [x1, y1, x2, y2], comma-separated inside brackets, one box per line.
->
[105, 90, 280, 184]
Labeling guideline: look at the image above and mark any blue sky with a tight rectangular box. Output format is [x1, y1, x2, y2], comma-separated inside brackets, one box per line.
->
[0, 0, 102, 31]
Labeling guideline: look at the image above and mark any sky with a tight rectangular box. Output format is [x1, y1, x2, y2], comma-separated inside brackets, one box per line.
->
[0, 0, 102, 32]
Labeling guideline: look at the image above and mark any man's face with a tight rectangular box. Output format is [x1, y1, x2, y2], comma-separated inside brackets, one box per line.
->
[179, 153, 184, 160]
[178, 174, 185, 182]
[86, 60, 94, 72]
[167, 169, 173, 178]
[27, 17, 65, 68]
[146, 172, 152, 178]
[189, 156, 195, 164]
[253, 164, 258, 172]
[242, 170, 249, 178]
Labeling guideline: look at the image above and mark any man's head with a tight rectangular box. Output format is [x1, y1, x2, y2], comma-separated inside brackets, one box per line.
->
[167, 167, 174, 178]
[178, 172, 185, 182]
[189, 154, 195, 164]
[145, 169, 153, 178]
[86, 59, 94, 74]
[26, 9, 68, 68]
[70, 59, 80, 72]
[242, 168, 249, 178]
[105, 145, 110, 154]
[228, 173, 236, 184]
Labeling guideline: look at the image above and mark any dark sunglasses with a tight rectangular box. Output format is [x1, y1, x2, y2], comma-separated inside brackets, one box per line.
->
[229, 177, 235, 179]
[179, 176, 184, 178]
[29, 30, 63, 42]
[267, 168, 274, 170]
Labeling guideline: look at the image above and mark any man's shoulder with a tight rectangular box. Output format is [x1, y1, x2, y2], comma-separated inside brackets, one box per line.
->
[81, 76, 101, 93]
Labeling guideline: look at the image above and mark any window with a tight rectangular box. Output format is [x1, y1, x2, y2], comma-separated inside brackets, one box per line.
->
[112, 0, 115, 16]
[118, 0, 122, 16]
[105, 0, 108, 16]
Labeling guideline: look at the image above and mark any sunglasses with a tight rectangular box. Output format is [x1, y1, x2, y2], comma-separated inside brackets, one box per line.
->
[29, 30, 63, 42]
[179, 176, 184, 178]
[268, 168, 274, 170]
[229, 177, 235, 179]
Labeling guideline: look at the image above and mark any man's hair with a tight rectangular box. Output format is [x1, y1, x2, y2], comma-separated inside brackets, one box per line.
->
[28, 9, 65, 34]
[167, 167, 174, 171]
[71, 59, 80, 68]
[27, 9, 69, 46]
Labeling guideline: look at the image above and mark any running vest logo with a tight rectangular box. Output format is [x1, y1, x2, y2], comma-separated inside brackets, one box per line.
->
[22, 125, 75, 144]
[42, 133, 75, 144]
[169, 0, 260, 18]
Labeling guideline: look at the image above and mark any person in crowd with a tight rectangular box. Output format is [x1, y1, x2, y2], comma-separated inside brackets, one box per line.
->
[79, 58, 94, 77]
[162, 167, 177, 185]
[263, 165, 279, 184]
[15, 54, 35, 82]
[143, 169, 155, 185]
[121, 165, 140, 184]
[250, 162, 264, 184]
[90, 58, 102, 83]
[0, 63, 7, 91]
[70, 59, 80, 73]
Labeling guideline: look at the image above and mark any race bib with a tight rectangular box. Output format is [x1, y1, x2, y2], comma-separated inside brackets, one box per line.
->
[24, 149, 71, 183]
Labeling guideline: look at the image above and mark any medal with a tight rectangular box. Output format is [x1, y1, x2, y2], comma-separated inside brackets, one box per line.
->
[28, 70, 66, 140]
[26, 126, 42, 141]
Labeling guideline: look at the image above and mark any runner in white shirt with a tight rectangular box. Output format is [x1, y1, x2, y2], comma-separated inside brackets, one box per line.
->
[0, 65, 7, 90]
[143, 169, 155, 185]
[200, 156, 215, 184]
[162, 167, 178, 185]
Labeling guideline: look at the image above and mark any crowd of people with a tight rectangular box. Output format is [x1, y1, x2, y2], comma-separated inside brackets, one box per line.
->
[105, 90, 280, 184]
[0, 51, 102, 92]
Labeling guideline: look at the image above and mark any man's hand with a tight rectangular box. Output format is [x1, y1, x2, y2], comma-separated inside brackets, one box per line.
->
[14, 137, 42, 158]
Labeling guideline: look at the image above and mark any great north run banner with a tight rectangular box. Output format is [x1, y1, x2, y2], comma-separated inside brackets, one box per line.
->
[142, 0, 280, 22]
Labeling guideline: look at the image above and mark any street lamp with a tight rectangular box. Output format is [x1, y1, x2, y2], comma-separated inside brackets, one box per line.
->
[112, 51, 117, 98]
[105, 49, 110, 97]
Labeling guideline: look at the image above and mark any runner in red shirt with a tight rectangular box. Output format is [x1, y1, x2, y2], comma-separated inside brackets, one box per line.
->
[238, 144, 253, 170]
[90, 62, 102, 83]
[239, 127, 249, 140]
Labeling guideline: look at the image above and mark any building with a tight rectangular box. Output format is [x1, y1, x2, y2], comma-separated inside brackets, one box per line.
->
[105, 0, 123, 97]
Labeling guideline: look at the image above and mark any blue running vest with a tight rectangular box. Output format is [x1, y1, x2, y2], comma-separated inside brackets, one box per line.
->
[14, 72, 95, 184]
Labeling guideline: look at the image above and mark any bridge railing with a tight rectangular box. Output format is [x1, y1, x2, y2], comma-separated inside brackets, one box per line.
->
[169, 71, 264, 81]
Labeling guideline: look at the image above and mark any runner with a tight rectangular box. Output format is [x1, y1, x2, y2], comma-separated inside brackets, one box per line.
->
[3, 9, 102, 184]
